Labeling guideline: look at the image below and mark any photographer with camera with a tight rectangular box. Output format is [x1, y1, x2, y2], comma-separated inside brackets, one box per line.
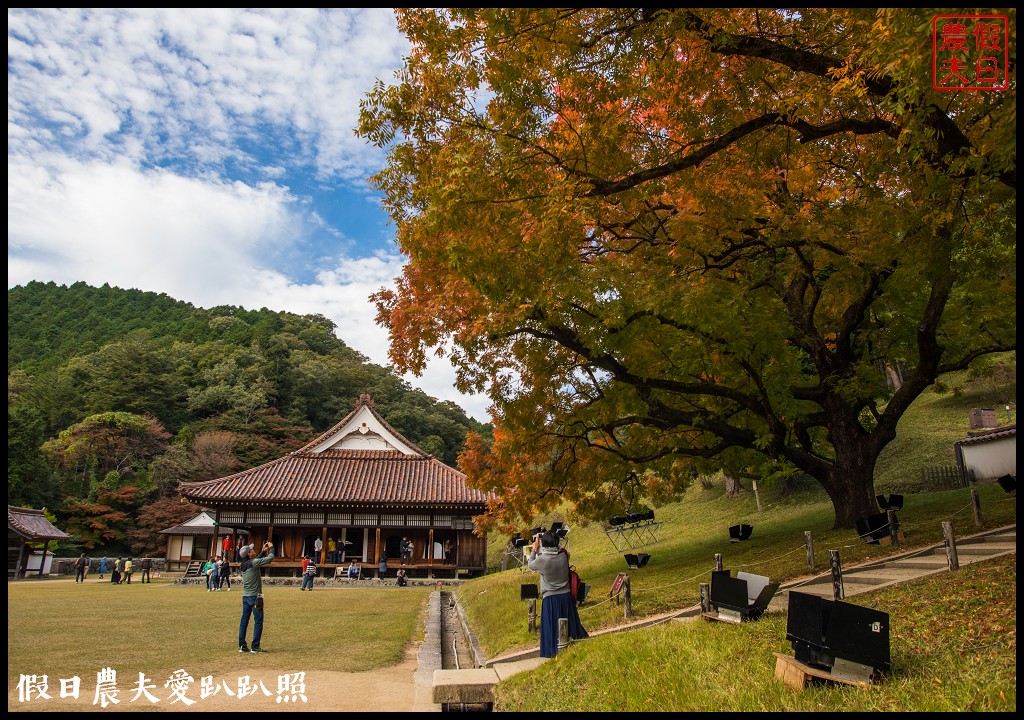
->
[238, 541, 275, 653]
[527, 531, 588, 658]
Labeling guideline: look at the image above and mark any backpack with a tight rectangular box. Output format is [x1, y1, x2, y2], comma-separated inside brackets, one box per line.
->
[560, 549, 584, 605]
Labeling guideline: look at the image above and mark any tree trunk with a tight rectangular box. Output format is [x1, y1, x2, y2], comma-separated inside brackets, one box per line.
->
[724, 474, 743, 498]
[818, 440, 880, 529]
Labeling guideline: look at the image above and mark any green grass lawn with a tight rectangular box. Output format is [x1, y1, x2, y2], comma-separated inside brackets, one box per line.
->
[493, 555, 1016, 712]
[7, 581, 431, 709]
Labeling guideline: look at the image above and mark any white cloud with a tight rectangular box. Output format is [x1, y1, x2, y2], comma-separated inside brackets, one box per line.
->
[7, 8, 407, 178]
[8, 8, 492, 423]
[7, 156, 491, 422]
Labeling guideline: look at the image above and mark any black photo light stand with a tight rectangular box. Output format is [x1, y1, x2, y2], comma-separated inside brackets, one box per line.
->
[505, 536, 530, 572]
[876, 494, 904, 511]
[520, 583, 539, 600]
[997, 474, 1016, 493]
[605, 509, 662, 552]
[855, 512, 901, 544]
[706, 569, 779, 622]
[623, 553, 651, 569]
[785, 591, 890, 684]
[729, 524, 753, 542]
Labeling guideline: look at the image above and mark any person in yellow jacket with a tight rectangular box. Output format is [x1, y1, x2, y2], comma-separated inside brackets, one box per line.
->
[123, 557, 134, 584]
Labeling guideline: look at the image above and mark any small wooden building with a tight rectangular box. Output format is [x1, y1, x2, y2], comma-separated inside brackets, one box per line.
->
[179, 395, 490, 579]
[159, 511, 246, 572]
[8, 506, 71, 579]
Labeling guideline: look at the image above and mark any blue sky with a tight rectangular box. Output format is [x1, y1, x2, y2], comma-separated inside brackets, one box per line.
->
[7, 8, 491, 422]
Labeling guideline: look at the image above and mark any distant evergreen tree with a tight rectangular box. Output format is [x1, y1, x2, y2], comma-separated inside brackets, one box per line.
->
[7, 281, 492, 554]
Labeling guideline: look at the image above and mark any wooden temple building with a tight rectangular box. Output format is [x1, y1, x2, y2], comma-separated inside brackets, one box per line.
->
[178, 395, 490, 579]
[8, 506, 71, 579]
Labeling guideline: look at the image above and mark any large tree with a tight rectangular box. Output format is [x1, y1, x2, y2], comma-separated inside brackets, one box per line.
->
[360, 8, 1015, 528]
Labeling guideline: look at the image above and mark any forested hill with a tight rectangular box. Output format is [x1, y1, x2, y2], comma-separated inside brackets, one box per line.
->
[9, 280, 369, 373]
[8, 281, 491, 552]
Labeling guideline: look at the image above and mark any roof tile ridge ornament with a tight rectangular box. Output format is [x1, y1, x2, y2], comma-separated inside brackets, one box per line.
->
[359, 393, 374, 408]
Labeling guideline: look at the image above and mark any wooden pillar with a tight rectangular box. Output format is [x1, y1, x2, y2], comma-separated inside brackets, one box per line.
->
[39, 540, 50, 578]
[623, 576, 633, 620]
[557, 618, 569, 653]
[375, 527, 382, 577]
[829, 550, 843, 601]
[942, 521, 959, 571]
[714, 553, 723, 572]
[213, 509, 221, 559]
[18, 541, 28, 580]
[528, 598, 537, 633]
[970, 489, 984, 528]
[699, 582, 711, 614]
[886, 510, 900, 546]
[804, 531, 815, 570]
[429, 527, 435, 565]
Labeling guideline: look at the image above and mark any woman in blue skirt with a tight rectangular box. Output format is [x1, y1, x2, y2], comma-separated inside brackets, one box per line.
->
[528, 531, 588, 658]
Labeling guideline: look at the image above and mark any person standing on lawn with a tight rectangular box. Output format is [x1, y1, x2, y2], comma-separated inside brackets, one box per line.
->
[219, 556, 232, 591]
[527, 531, 588, 658]
[301, 555, 317, 591]
[238, 542, 274, 653]
[74, 553, 88, 583]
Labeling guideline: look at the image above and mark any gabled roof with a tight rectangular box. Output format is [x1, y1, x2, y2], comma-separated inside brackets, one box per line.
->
[8, 506, 71, 541]
[958, 424, 1016, 446]
[179, 395, 489, 510]
[159, 511, 242, 535]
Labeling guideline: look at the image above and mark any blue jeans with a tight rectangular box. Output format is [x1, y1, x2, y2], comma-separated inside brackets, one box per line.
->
[239, 595, 264, 650]
[301, 575, 314, 590]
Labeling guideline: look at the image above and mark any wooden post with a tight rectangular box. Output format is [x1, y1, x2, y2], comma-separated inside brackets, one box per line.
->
[753, 480, 763, 513]
[16, 540, 27, 580]
[623, 576, 633, 620]
[942, 521, 959, 571]
[557, 618, 569, 652]
[804, 531, 814, 570]
[970, 489, 984, 528]
[714, 553, 723, 572]
[213, 509, 221, 562]
[829, 550, 844, 601]
[699, 582, 711, 614]
[528, 598, 537, 633]
[39, 540, 50, 578]
[886, 510, 899, 546]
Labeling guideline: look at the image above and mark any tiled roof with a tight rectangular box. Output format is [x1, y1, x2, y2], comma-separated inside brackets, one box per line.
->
[160, 524, 240, 536]
[180, 395, 491, 509]
[180, 449, 487, 508]
[959, 425, 1016, 445]
[8, 506, 71, 540]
